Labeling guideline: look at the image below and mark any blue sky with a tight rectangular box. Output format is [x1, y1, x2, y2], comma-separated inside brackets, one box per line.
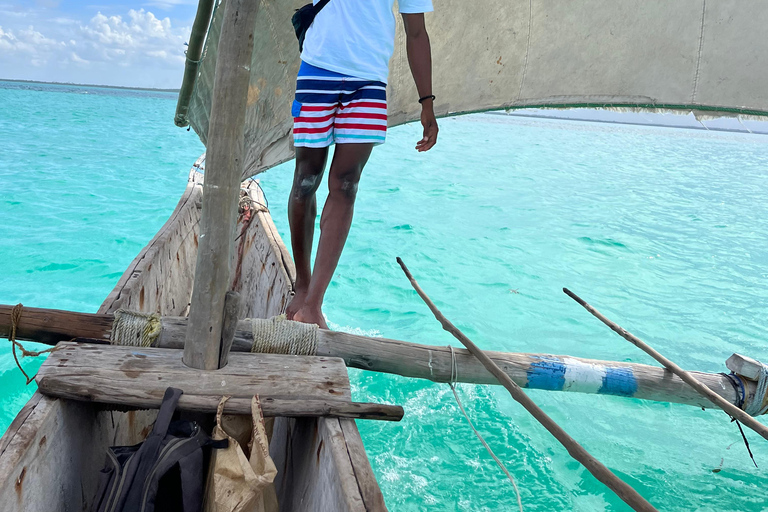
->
[0, 0, 200, 88]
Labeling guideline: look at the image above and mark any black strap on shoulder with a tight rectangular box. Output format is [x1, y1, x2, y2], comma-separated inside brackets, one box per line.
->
[312, 0, 332, 15]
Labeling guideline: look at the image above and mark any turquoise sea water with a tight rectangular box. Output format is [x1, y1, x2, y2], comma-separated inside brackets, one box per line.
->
[2, 81, 768, 511]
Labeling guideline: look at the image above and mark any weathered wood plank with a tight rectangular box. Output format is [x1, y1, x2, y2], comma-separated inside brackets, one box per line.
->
[0, 305, 113, 345]
[184, 0, 261, 370]
[100, 165, 205, 316]
[36, 342, 402, 420]
[339, 419, 388, 511]
[0, 393, 42, 460]
[37, 389, 401, 421]
[270, 417, 366, 512]
[38, 342, 352, 400]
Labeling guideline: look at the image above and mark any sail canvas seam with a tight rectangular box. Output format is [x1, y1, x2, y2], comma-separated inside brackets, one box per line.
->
[691, 0, 707, 103]
[516, 0, 533, 101]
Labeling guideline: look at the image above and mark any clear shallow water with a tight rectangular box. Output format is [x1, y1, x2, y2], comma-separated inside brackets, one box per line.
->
[2, 82, 768, 511]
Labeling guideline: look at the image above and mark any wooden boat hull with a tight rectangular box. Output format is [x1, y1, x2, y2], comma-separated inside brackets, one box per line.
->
[0, 157, 385, 511]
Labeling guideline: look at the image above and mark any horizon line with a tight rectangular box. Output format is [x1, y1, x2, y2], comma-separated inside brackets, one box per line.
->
[0, 78, 180, 93]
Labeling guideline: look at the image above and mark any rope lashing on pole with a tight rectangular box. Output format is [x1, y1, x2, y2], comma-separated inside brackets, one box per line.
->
[250, 315, 318, 356]
[110, 309, 161, 347]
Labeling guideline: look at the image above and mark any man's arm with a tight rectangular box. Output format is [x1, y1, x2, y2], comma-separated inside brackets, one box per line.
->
[402, 13, 438, 152]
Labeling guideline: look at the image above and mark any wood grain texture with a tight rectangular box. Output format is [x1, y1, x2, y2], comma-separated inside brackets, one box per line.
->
[38, 342, 352, 399]
[219, 290, 241, 368]
[100, 163, 206, 316]
[270, 417, 365, 512]
[339, 419, 388, 511]
[0, 305, 113, 345]
[232, 180, 296, 319]
[184, 0, 261, 370]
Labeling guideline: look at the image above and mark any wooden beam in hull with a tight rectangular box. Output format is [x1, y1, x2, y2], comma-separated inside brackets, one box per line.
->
[36, 342, 403, 421]
[1, 304, 753, 410]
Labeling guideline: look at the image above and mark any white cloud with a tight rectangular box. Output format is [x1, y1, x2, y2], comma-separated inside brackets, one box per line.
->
[0, 8, 190, 88]
[143, 0, 198, 11]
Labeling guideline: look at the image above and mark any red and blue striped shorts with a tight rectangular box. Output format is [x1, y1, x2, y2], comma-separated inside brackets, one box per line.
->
[292, 61, 387, 148]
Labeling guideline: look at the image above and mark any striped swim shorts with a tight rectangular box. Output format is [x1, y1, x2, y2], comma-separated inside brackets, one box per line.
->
[292, 61, 387, 148]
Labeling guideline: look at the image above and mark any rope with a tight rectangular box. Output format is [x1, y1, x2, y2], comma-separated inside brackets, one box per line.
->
[448, 346, 524, 512]
[744, 363, 768, 417]
[6, 304, 57, 385]
[110, 309, 161, 347]
[250, 315, 317, 356]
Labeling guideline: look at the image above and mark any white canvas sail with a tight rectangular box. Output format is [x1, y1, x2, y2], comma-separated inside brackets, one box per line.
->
[182, 0, 768, 178]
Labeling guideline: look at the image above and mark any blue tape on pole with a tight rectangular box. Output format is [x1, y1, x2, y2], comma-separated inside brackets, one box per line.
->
[598, 367, 638, 396]
[526, 357, 566, 391]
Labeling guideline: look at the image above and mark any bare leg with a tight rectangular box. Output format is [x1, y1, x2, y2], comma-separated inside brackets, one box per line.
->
[293, 143, 374, 329]
[286, 146, 328, 320]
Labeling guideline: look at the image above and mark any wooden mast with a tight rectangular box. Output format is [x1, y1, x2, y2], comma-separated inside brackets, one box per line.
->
[184, 0, 260, 370]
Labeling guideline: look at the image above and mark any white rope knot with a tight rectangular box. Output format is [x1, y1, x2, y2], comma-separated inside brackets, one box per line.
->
[111, 309, 161, 347]
[744, 362, 768, 416]
[250, 315, 317, 356]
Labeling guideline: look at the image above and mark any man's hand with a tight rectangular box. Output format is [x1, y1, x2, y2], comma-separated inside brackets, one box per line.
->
[403, 12, 437, 152]
[417, 103, 438, 152]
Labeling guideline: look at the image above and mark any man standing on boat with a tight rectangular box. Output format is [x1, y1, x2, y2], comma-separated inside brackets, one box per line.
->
[286, 0, 438, 329]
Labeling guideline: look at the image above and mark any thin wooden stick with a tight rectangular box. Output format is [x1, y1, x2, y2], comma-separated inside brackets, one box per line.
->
[397, 258, 658, 512]
[563, 287, 768, 442]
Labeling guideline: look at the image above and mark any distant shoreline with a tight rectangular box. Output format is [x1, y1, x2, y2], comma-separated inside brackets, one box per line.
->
[487, 111, 768, 135]
[0, 78, 179, 93]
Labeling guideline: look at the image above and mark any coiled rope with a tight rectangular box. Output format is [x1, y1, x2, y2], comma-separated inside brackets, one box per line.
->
[250, 315, 317, 356]
[448, 346, 524, 512]
[110, 309, 161, 347]
[6, 304, 57, 385]
[743, 363, 768, 417]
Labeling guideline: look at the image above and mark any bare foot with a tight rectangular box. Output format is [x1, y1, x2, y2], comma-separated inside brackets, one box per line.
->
[285, 289, 308, 320]
[292, 305, 329, 330]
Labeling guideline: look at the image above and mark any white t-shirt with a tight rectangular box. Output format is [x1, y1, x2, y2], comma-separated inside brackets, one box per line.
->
[301, 0, 434, 84]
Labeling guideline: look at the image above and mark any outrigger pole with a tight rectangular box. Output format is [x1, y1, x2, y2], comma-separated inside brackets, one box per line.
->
[565, 288, 768, 441]
[1, 303, 761, 410]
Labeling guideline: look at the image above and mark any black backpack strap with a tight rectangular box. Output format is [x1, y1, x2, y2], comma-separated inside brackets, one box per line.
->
[178, 449, 204, 512]
[150, 387, 183, 438]
[117, 387, 184, 511]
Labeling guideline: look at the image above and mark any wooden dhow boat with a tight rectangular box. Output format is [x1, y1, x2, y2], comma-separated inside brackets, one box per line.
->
[3, 0, 768, 510]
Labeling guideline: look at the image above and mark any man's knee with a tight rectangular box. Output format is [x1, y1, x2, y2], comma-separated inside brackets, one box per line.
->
[329, 168, 362, 201]
[292, 170, 323, 200]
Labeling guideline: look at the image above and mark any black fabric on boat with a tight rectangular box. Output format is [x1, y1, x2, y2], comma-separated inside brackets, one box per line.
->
[91, 387, 226, 512]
